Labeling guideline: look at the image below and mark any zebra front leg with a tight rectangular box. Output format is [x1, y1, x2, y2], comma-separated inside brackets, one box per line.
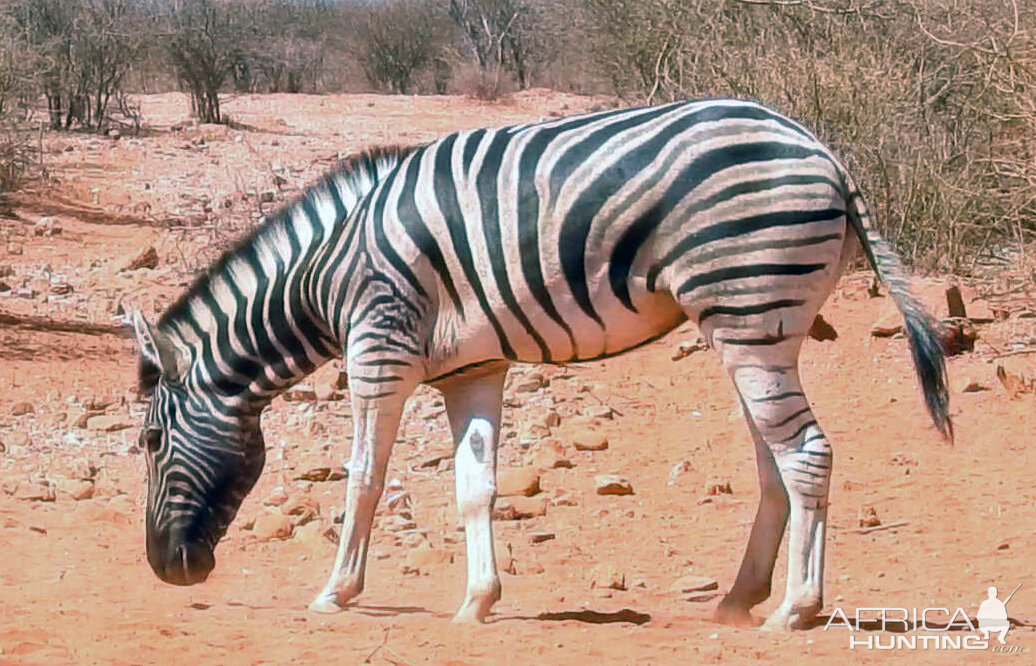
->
[440, 365, 508, 623]
[309, 373, 415, 614]
[714, 396, 789, 626]
[728, 360, 830, 631]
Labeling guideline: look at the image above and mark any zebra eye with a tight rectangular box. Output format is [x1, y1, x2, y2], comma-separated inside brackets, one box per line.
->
[143, 428, 163, 453]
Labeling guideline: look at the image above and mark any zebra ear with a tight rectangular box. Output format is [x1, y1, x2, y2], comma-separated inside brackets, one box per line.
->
[129, 309, 182, 384]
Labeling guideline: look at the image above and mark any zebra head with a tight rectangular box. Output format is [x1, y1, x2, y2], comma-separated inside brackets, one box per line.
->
[130, 310, 266, 586]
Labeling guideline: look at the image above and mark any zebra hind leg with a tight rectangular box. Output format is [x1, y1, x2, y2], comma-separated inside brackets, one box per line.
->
[713, 395, 790, 626]
[438, 364, 509, 623]
[309, 356, 418, 614]
[725, 356, 831, 631]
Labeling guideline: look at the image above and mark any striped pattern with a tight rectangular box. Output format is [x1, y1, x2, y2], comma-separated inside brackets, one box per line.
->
[134, 99, 949, 626]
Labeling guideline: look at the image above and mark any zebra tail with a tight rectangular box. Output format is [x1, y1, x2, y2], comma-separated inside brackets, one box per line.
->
[840, 169, 953, 442]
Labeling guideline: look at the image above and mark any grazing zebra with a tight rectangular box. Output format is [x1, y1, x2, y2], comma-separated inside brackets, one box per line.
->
[130, 99, 950, 631]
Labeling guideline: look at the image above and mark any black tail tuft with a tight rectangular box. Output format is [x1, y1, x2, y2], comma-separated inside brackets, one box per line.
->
[837, 164, 953, 442]
[903, 304, 953, 442]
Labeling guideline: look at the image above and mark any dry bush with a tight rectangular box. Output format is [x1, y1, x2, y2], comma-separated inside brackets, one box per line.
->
[583, 0, 1036, 271]
[356, 0, 442, 94]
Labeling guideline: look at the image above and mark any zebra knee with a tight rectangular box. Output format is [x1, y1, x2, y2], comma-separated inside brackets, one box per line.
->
[455, 418, 496, 520]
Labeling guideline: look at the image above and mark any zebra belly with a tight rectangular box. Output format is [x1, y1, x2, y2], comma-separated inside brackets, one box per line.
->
[424, 277, 685, 377]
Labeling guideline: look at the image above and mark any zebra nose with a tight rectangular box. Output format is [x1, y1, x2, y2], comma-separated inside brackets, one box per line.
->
[153, 542, 215, 586]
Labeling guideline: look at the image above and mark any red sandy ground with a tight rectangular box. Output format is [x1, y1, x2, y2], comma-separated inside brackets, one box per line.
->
[1, 92, 1033, 665]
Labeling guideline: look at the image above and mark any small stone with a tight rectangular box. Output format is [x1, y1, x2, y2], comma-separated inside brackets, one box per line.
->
[967, 299, 995, 323]
[870, 300, 903, 337]
[808, 314, 838, 341]
[587, 405, 615, 420]
[260, 191, 275, 203]
[574, 435, 609, 452]
[669, 575, 719, 594]
[253, 513, 294, 541]
[86, 414, 131, 432]
[264, 487, 289, 507]
[281, 495, 320, 526]
[494, 496, 547, 520]
[529, 531, 555, 544]
[283, 385, 317, 402]
[401, 547, 453, 575]
[530, 440, 573, 470]
[295, 467, 347, 482]
[671, 339, 707, 361]
[497, 467, 541, 497]
[667, 460, 693, 485]
[56, 478, 94, 501]
[514, 372, 547, 393]
[543, 411, 561, 428]
[704, 477, 733, 496]
[589, 564, 626, 590]
[14, 481, 55, 502]
[313, 383, 342, 402]
[858, 506, 881, 528]
[49, 282, 73, 295]
[123, 246, 159, 271]
[10, 402, 34, 416]
[594, 475, 633, 496]
[957, 377, 989, 393]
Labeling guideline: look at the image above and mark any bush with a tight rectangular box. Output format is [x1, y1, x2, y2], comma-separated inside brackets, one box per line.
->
[582, 0, 1036, 271]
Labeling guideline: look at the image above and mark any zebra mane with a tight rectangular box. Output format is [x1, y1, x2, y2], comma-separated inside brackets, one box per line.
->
[150, 144, 415, 373]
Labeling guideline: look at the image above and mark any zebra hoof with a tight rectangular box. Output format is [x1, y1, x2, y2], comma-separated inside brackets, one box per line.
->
[308, 594, 346, 614]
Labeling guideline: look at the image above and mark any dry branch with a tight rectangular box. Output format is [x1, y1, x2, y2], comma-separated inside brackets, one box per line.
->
[0, 310, 130, 338]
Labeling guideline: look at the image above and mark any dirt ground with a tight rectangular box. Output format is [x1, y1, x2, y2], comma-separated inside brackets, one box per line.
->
[1, 92, 1034, 665]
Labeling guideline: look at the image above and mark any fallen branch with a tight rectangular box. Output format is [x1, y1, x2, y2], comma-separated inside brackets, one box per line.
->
[0, 310, 129, 338]
[993, 347, 1036, 359]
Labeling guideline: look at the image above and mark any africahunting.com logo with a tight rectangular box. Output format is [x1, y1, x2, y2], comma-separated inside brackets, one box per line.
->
[823, 584, 1024, 653]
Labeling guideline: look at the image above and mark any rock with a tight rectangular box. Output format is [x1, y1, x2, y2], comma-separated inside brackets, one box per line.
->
[957, 377, 989, 393]
[870, 299, 902, 337]
[401, 547, 453, 575]
[808, 314, 838, 341]
[10, 402, 34, 416]
[587, 405, 615, 420]
[589, 564, 626, 590]
[14, 481, 55, 502]
[669, 575, 719, 594]
[529, 531, 555, 544]
[0, 280, 10, 292]
[263, 487, 289, 507]
[514, 372, 548, 393]
[260, 190, 276, 203]
[55, 478, 94, 501]
[594, 475, 633, 496]
[937, 318, 976, 356]
[49, 282, 73, 295]
[667, 460, 693, 485]
[704, 477, 732, 496]
[281, 495, 320, 526]
[86, 414, 131, 432]
[574, 434, 609, 452]
[543, 411, 561, 428]
[967, 299, 995, 323]
[672, 338, 708, 361]
[497, 467, 541, 497]
[494, 496, 547, 520]
[530, 440, 573, 470]
[123, 246, 159, 271]
[253, 513, 294, 541]
[295, 467, 347, 482]
[996, 358, 1035, 398]
[382, 515, 418, 532]
[293, 521, 333, 547]
[858, 506, 881, 528]
[313, 383, 342, 402]
[283, 385, 317, 402]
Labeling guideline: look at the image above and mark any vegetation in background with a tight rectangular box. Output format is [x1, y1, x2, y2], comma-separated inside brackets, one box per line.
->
[0, 0, 1032, 271]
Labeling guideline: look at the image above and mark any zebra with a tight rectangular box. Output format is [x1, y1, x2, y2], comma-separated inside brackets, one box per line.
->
[129, 99, 951, 631]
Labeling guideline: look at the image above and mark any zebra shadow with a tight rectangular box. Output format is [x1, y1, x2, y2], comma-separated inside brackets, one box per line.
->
[497, 608, 652, 626]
